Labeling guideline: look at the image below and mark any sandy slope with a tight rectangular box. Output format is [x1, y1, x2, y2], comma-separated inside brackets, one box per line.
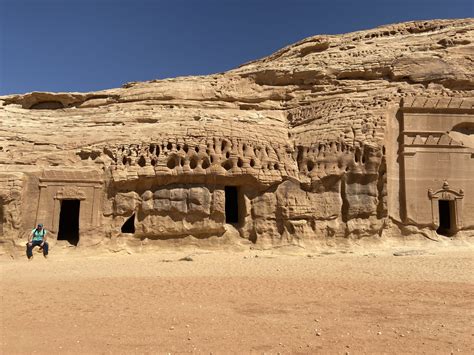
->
[1, 246, 473, 354]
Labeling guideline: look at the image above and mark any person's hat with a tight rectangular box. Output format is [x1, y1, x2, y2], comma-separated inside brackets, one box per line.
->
[37, 223, 43, 228]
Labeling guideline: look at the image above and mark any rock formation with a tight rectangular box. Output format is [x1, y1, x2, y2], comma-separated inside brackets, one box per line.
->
[1, 19, 473, 252]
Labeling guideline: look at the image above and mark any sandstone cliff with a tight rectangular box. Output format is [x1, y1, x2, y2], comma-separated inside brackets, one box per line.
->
[1, 19, 473, 251]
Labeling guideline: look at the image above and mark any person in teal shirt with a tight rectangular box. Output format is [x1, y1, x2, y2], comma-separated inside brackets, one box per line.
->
[27, 224, 48, 259]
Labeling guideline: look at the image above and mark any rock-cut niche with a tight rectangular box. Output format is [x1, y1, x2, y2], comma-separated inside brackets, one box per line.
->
[121, 213, 136, 234]
[437, 200, 455, 237]
[225, 186, 239, 224]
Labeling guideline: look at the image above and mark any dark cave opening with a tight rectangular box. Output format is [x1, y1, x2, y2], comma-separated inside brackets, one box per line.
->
[225, 186, 239, 224]
[58, 199, 80, 246]
[437, 200, 454, 236]
[121, 213, 136, 234]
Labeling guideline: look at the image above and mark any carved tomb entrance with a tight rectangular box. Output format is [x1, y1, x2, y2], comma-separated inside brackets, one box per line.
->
[399, 97, 474, 234]
[36, 170, 103, 245]
[57, 199, 80, 245]
[437, 200, 455, 236]
[428, 181, 464, 237]
[225, 186, 239, 224]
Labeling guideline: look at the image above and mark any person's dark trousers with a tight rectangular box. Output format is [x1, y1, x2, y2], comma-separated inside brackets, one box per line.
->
[26, 240, 49, 258]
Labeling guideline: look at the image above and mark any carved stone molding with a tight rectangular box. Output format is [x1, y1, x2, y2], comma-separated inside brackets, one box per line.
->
[54, 186, 86, 200]
[428, 180, 464, 230]
[402, 96, 474, 113]
[428, 180, 464, 200]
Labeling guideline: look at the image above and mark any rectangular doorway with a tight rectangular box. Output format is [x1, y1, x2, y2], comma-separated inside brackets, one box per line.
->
[58, 199, 80, 245]
[225, 186, 239, 224]
[437, 200, 454, 236]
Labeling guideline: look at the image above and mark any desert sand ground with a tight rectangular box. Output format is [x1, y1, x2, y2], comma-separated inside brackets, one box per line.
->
[1, 243, 473, 354]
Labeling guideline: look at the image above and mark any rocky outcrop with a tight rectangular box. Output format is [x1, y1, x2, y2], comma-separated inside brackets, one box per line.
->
[0, 19, 473, 251]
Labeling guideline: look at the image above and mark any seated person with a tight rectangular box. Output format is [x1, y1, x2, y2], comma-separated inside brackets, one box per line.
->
[27, 224, 48, 259]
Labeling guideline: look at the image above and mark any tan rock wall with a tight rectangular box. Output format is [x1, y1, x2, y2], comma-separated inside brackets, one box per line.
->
[0, 19, 473, 251]
[0, 173, 24, 236]
[110, 185, 226, 238]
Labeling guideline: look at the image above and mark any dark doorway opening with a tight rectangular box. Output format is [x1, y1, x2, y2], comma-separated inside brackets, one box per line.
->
[437, 200, 454, 236]
[225, 186, 239, 224]
[121, 213, 135, 233]
[58, 199, 80, 246]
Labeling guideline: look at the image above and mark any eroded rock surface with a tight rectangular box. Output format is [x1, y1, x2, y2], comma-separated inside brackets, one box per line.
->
[1, 19, 473, 252]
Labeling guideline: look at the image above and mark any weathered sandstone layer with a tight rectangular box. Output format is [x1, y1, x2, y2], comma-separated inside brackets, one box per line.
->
[1, 19, 473, 252]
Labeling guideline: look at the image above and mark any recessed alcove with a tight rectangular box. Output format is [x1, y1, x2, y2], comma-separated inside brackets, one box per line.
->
[30, 101, 64, 110]
[57, 200, 80, 246]
[225, 186, 239, 224]
[437, 200, 454, 236]
[121, 213, 136, 234]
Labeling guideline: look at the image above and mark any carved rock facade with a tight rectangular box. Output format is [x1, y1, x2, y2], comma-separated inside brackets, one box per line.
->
[0, 19, 473, 251]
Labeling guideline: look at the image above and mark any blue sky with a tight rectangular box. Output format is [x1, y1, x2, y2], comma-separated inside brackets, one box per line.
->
[0, 0, 472, 94]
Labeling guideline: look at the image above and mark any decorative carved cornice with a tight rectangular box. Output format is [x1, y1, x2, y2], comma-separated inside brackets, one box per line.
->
[428, 180, 464, 200]
[402, 96, 474, 113]
[403, 131, 464, 147]
[54, 186, 86, 200]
